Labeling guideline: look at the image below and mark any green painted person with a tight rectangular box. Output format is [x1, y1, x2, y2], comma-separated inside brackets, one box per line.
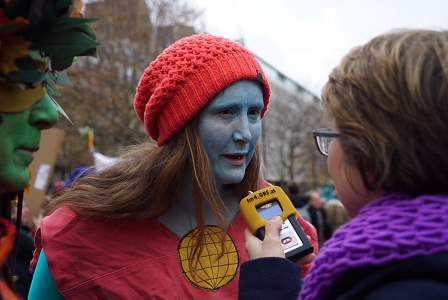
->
[0, 0, 100, 297]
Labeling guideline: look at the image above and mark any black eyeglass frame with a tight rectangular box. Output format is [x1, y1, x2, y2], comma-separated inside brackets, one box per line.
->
[312, 129, 340, 156]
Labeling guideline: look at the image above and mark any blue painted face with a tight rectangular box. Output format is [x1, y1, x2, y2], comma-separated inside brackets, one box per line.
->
[198, 80, 264, 186]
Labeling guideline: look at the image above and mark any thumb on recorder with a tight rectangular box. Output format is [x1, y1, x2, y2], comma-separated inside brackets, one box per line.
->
[244, 216, 317, 266]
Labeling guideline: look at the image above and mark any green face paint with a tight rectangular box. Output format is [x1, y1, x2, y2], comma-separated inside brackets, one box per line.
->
[0, 94, 58, 194]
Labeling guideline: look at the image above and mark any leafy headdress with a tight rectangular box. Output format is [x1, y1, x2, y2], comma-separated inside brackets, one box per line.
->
[0, 0, 100, 117]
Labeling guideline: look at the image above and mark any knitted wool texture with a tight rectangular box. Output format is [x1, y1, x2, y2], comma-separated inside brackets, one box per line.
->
[299, 193, 448, 300]
[134, 34, 271, 146]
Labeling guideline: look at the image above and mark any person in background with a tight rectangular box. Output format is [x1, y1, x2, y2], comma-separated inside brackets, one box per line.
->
[28, 34, 318, 299]
[304, 190, 332, 248]
[324, 198, 350, 233]
[39, 165, 92, 231]
[0, 0, 99, 297]
[240, 29, 448, 299]
[11, 202, 34, 299]
[51, 181, 66, 198]
[63, 166, 93, 190]
[286, 181, 310, 222]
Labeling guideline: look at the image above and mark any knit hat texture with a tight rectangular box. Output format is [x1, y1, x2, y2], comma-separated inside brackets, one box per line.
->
[134, 34, 271, 146]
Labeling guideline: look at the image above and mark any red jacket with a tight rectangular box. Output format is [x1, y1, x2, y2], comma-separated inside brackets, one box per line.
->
[30, 179, 316, 299]
[30, 180, 271, 299]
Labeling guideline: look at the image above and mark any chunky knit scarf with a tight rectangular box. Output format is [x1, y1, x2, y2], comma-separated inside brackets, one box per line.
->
[299, 193, 448, 300]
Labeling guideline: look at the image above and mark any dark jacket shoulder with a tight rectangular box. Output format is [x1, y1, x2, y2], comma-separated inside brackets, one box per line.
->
[319, 252, 448, 300]
[239, 257, 302, 300]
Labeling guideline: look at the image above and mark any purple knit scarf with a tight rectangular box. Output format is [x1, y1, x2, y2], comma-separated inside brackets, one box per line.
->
[299, 193, 448, 300]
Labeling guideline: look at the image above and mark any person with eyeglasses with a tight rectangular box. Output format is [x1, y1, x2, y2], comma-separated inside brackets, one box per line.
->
[239, 29, 448, 300]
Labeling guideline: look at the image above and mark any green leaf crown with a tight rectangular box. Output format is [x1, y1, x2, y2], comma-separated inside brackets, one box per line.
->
[0, 0, 100, 115]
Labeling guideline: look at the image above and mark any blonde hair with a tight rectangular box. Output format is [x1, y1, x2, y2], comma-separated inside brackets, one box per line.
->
[322, 29, 448, 195]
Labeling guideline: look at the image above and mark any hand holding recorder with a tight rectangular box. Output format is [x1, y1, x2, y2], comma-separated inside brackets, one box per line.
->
[240, 186, 318, 265]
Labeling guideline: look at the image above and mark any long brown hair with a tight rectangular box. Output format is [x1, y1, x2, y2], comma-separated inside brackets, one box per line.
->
[48, 113, 262, 276]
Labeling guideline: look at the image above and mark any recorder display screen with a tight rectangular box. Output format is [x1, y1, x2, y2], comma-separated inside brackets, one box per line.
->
[256, 200, 282, 220]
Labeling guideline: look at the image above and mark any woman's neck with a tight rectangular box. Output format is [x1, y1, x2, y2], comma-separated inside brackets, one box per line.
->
[157, 168, 240, 238]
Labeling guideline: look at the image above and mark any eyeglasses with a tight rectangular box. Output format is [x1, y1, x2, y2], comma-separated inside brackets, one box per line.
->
[312, 128, 340, 156]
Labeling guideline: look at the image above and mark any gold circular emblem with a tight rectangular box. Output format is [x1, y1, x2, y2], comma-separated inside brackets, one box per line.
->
[178, 226, 239, 290]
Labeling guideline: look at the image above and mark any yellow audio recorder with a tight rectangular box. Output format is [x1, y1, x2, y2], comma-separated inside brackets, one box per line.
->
[239, 186, 314, 261]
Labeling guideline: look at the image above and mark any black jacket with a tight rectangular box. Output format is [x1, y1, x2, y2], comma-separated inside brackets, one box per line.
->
[319, 252, 448, 300]
[239, 253, 448, 300]
[14, 225, 34, 299]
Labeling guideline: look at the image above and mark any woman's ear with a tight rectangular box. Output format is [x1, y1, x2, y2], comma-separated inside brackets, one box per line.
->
[364, 169, 384, 198]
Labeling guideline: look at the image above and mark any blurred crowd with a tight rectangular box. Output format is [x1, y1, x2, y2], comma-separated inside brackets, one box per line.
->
[285, 181, 350, 250]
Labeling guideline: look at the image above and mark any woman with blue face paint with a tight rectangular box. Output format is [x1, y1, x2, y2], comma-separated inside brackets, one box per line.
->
[29, 34, 318, 299]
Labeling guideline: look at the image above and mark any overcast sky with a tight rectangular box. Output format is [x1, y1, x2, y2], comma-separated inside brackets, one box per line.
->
[192, 0, 448, 97]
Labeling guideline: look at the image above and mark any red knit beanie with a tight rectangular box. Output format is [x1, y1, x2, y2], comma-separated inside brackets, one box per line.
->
[134, 34, 271, 146]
